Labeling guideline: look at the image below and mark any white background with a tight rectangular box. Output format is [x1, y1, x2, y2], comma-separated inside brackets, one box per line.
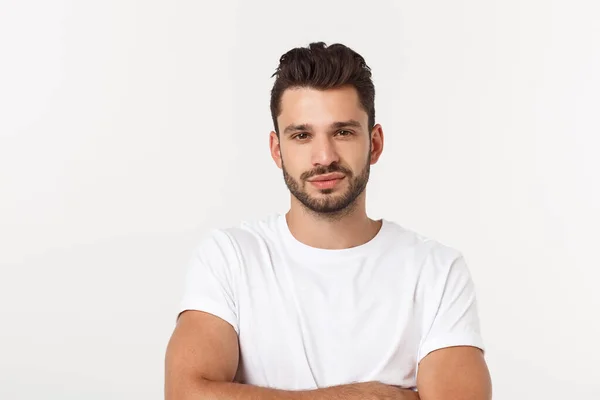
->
[1, 1, 599, 398]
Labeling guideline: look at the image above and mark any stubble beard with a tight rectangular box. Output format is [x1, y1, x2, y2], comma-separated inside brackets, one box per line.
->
[282, 155, 371, 221]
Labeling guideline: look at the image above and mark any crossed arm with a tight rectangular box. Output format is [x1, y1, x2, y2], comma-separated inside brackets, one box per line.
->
[164, 311, 492, 400]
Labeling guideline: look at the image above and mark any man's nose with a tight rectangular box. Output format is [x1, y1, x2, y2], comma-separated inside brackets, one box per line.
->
[311, 135, 340, 166]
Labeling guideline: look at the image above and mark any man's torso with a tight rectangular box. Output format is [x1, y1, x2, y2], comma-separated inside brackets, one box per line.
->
[213, 214, 452, 390]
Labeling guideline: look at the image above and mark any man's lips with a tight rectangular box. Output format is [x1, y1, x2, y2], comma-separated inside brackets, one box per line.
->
[307, 173, 345, 182]
[307, 173, 346, 189]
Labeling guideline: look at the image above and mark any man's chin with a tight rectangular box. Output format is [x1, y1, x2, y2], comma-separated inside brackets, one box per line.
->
[307, 191, 346, 201]
[307, 183, 347, 194]
[303, 197, 353, 213]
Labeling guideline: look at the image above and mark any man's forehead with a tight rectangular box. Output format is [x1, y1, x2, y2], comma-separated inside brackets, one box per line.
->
[280, 85, 360, 105]
[278, 86, 367, 127]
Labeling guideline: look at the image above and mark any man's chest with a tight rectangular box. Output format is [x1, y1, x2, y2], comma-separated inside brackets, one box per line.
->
[233, 253, 424, 390]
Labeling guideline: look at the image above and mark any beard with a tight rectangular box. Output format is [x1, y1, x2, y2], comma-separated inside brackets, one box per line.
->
[282, 155, 371, 218]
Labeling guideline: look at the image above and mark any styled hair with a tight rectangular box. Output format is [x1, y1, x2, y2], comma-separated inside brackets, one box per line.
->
[270, 42, 375, 135]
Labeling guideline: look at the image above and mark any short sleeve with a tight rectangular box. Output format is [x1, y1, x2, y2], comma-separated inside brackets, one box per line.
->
[417, 254, 485, 364]
[177, 229, 239, 334]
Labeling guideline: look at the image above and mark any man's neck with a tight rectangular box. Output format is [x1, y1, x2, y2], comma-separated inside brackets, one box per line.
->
[285, 200, 382, 250]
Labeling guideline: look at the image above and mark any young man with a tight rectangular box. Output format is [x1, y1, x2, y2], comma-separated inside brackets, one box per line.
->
[165, 42, 492, 400]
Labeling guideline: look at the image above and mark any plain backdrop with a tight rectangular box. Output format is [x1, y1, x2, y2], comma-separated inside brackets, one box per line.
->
[1, 0, 599, 399]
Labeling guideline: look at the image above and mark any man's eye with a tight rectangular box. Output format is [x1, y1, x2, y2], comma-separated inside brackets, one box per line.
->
[336, 130, 352, 136]
[294, 133, 309, 140]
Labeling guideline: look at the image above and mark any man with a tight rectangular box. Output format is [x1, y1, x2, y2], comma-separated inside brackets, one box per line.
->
[165, 42, 492, 399]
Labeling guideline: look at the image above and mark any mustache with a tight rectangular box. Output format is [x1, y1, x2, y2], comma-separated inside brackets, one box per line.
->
[300, 163, 352, 181]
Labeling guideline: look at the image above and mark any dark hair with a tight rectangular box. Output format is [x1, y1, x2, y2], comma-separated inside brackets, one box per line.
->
[270, 42, 375, 135]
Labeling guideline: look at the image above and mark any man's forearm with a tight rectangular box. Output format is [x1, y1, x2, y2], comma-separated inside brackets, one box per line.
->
[168, 379, 419, 400]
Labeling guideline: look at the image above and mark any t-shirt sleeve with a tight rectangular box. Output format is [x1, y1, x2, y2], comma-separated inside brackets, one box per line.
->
[417, 252, 485, 364]
[177, 229, 239, 334]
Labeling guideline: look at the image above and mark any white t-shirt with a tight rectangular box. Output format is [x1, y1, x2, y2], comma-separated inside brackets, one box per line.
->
[178, 213, 485, 390]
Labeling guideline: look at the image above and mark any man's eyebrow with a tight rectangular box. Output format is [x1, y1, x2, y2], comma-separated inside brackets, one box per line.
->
[283, 123, 313, 135]
[331, 120, 362, 129]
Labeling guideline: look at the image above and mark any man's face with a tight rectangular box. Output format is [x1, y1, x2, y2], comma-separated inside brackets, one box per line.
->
[270, 86, 382, 216]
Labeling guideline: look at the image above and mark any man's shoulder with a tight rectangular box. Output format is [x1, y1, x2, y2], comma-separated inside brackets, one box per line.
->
[196, 213, 281, 252]
[383, 219, 461, 250]
[382, 219, 464, 267]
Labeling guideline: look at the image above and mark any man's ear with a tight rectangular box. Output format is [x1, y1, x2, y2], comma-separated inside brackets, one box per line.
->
[269, 131, 282, 169]
[369, 124, 384, 165]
